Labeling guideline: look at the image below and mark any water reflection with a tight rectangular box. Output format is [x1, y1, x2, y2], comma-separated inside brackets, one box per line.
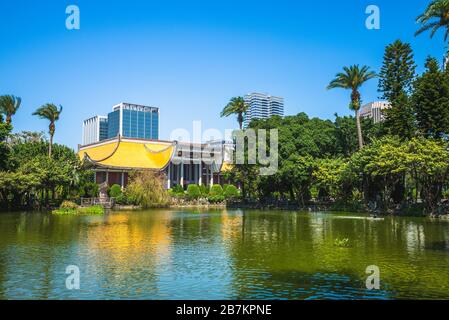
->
[0, 210, 449, 299]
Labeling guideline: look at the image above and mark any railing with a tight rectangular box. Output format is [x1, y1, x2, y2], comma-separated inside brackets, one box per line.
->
[81, 197, 115, 209]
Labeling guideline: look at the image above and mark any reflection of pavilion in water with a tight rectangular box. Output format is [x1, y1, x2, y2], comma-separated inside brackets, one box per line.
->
[85, 213, 173, 268]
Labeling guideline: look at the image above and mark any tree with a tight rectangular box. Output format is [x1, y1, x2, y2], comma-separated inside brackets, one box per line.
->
[412, 57, 449, 138]
[379, 40, 416, 99]
[0, 114, 11, 170]
[220, 97, 249, 130]
[378, 41, 417, 139]
[416, 0, 449, 45]
[0, 95, 21, 125]
[327, 65, 377, 149]
[32, 104, 63, 157]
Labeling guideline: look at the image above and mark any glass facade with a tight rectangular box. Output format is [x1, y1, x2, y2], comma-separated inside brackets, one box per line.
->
[107, 110, 121, 138]
[99, 118, 109, 141]
[106, 104, 159, 140]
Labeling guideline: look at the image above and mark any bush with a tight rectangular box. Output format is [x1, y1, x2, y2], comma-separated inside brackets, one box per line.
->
[209, 185, 223, 197]
[208, 185, 224, 203]
[199, 185, 209, 197]
[168, 184, 185, 198]
[80, 182, 99, 198]
[60, 200, 78, 209]
[52, 205, 104, 215]
[109, 184, 122, 198]
[187, 184, 201, 200]
[126, 171, 169, 208]
[223, 185, 240, 200]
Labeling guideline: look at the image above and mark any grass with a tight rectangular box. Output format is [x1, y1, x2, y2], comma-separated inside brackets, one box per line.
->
[52, 205, 105, 215]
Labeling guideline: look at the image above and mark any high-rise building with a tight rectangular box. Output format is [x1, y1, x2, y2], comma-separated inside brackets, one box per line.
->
[82, 102, 159, 145]
[107, 103, 159, 140]
[82, 116, 109, 145]
[243, 93, 284, 127]
[360, 101, 391, 124]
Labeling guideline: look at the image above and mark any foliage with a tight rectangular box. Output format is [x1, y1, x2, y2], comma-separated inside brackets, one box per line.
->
[327, 65, 377, 149]
[378, 40, 417, 139]
[0, 95, 21, 125]
[186, 184, 201, 200]
[126, 171, 169, 208]
[168, 184, 185, 198]
[415, 0, 449, 42]
[109, 184, 122, 198]
[412, 57, 449, 138]
[223, 184, 240, 200]
[32, 103, 63, 157]
[60, 200, 78, 210]
[220, 96, 249, 130]
[52, 205, 104, 215]
[208, 185, 225, 203]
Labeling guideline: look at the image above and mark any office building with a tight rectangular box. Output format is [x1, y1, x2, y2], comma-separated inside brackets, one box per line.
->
[82, 116, 109, 145]
[82, 102, 159, 145]
[107, 102, 159, 140]
[243, 93, 284, 128]
[360, 101, 391, 124]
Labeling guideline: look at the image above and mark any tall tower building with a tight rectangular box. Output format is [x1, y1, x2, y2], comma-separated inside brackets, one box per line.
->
[82, 116, 109, 145]
[243, 93, 284, 128]
[107, 103, 159, 140]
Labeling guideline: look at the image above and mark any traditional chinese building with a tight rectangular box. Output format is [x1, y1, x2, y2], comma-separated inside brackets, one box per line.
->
[78, 136, 233, 189]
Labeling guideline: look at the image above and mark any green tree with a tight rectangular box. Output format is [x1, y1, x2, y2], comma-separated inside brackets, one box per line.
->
[0, 114, 11, 170]
[412, 57, 449, 138]
[32, 104, 63, 157]
[0, 95, 21, 126]
[327, 65, 377, 149]
[407, 137, 449, 215]
[378, 40, 417, 139]
[220, 97, 249, 130]
[416, 0, 449, 46]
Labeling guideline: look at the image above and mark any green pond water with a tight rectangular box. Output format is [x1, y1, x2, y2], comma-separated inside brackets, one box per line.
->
[0, 209, 449, 300]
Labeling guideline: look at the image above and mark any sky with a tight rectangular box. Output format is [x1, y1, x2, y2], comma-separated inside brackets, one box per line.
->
[0, 0, 446, 149]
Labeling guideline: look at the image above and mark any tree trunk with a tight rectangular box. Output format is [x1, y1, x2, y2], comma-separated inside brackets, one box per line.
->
[355, 109, 364, 149]
[49, 133, 53, 158]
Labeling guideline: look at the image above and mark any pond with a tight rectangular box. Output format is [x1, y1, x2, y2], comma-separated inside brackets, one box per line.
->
[0, 209, 449, 300]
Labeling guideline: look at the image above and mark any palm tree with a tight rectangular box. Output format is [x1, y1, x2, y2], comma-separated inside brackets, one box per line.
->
[32, 104, 63, 157]
[416, 0, 449, 41]
[327, 65, 377, 150]
[0, 95, 22, 125]
[220, 97, 249, 130]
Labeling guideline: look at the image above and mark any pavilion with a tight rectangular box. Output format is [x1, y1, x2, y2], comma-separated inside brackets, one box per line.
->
[77, 136, 232, 189]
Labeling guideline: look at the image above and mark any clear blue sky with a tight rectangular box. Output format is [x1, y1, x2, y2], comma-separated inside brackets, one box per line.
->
[0, 0, 446, 149]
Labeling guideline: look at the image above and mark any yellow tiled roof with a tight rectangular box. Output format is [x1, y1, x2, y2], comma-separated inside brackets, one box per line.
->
[78, 139, 175, 170]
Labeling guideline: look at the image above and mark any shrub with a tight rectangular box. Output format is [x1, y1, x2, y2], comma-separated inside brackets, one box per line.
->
[80, 182, 99, 198]
[209, 185, 223, 197]
[187, 184, 201, 200]
[60, 200, 78, 210]
[208, 185, 224, 203]
[199, 184, 209, 197]
[223, 185, 240, 200]
[126, 171, 169, 208]
[52, 205, 104, 215]
[168, 184, 185, 198]
[109, 184, 122, 198]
